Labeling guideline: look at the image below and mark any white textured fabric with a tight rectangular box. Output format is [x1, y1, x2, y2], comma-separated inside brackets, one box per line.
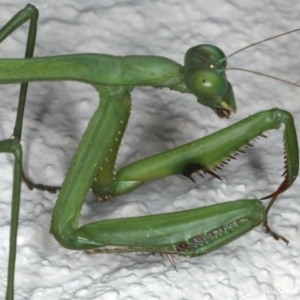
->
[0, 1, 299, 299]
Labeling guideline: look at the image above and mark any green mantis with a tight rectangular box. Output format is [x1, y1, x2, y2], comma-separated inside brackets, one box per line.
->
[1, 3, 300, 300]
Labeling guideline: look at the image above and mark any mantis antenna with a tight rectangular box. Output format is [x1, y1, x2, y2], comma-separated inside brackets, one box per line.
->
[227, 27, 300, 58]
[224, 28, 300, 88]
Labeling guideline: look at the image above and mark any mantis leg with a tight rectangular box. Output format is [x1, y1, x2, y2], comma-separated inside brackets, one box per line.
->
[0, 6, 58, 299]
[0, 4, 38, 141]
[51, 97, 298, 251]
[0, 5, 37, 300]
[111, 108, 298, 244]
[0, 140, 23, 300]
[0, 4, 59, 193]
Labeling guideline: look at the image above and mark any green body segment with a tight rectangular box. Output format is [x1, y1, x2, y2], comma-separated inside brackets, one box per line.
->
[50, 87, 132, 248]
[90, 88, 132, 196]
[75, 199, 265, 256]
[0, 54, 183, 86]
[115, 108, 298, 195]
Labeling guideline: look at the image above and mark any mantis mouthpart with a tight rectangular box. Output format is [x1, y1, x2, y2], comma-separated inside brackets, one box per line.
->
[1, 4, 299, 300]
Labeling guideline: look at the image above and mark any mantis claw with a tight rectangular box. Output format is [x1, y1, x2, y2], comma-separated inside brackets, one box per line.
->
[182, 163, 223, 182]
[166, 254, 178, 272]
[204, 169, 223, 181]
[263, 220, 289, 245]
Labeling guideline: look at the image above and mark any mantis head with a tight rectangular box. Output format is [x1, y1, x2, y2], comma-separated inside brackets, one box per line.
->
[184, 44, 236, 118]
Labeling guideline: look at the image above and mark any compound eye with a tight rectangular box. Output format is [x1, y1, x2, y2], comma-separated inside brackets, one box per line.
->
[191, 71, 228, 99]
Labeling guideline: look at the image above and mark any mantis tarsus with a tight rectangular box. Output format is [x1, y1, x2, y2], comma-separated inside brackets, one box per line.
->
[1, 4, 299, 300]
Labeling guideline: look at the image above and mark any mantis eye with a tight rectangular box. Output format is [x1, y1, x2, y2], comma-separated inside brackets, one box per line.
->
[191, 71, 228, 99]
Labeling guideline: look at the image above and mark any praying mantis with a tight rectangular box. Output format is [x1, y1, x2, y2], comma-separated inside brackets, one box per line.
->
[1, 2, 300, 300]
